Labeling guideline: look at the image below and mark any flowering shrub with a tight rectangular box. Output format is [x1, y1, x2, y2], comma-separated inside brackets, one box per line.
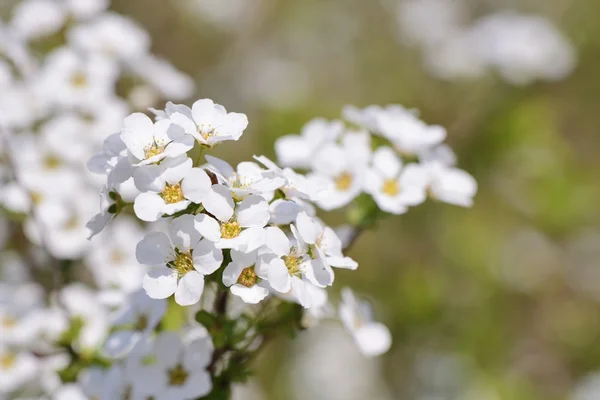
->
[0, 1, 478, 399]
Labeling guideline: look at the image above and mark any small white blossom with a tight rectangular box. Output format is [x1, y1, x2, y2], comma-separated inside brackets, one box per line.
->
[223, 250, 269, 304]
[169, 98, 248, 147]
[139, 215, 222, 306]
[339, 288, 391, 357]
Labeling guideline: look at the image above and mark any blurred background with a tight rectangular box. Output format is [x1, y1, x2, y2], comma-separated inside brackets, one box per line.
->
[3, 0, 600, 399]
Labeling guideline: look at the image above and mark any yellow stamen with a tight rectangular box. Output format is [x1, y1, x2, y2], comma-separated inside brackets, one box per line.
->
[160, 183, 184, 204]
[172, 251, 193, 276]
[70, 71, 88, 88]
[283, 253, 301, 276]
[237, 267, 258, 287]
[0, 353, 15, 369]
[168, 364, 189, 386]
[144, 140, 165, 160]
[334, 172, 353, 191]
[381, 179, 399, 196]
[43, 155, 61, 170]
[220, 221, 241, 239]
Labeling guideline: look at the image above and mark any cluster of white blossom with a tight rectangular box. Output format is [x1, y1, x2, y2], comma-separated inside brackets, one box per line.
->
[275, 104, 477, 214]
[394, 0, 576, 85]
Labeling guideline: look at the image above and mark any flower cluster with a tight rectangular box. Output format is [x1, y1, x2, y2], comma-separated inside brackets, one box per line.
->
[394, 0, 576, 85]
[275, 104, 477, 214]
[91, 98, 359, 310]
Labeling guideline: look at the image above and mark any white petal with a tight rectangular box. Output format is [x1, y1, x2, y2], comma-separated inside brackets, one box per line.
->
[133, 192, 166, 222]
[354, 323, 392, 357]
[174, 271, 204, 306]
[160, 155, 192, 185]
[230, 284, 269, 304]
[143, 267, 177, 299]
[222, 261, 244, 287]
[204, 155, 234, 179]
[236, 195, 269, 228]
[295, 211, 322, 244]
[268, 258, 291, 293]
[170, 214, 201, 250]
[181, 168, 212, 203]
[203, 185, 234, 222]
[136, 232, 171, 265]
[121, 113, 153, 160]
[326, 256, 358, 270]
[194, 214, 221, 242]
[192, 239, 223, 275]
[133, 164, 164, 192]
[306, 258, 334, 287]
[372, 146, 401, 178]
[269, 199, 302, 225]
[264, 227, 290, 256]
[291, 277, 312, 308]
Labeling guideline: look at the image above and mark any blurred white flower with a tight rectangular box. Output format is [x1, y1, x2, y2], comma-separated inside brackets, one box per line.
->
[10, 0, 66, 41]
[339, 288, 391, 357]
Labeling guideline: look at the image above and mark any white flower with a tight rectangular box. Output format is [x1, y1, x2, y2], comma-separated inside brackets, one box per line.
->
[214, 195, 270, 253]
[121, 113, 194, 166]
[126, 54, 195, 101]
[253, 155, 327, 202]
[78, 365, 126, 400]
[256, 227, 323, 308]
[85, 186, 116, 239]
[68, 12, 150, 61]
[341, 105, 383, 133]
[274, 118, 343, 168]
[309, 132, 371, 210]
[296, 211, 358, 273]
[10, 0, 66, 41]
[205, 155, 285, 201]
[339, 288, 391, 357]
[135, 332, 212, 399]
[377, 105, 446, 155]
[423, 161, 477, 207]
[223, 250, 269, 304]
[364, 147, 428, 214]
[37, 47, 119, 111]
[59, 284, 109, 352]
[85, 218, 147, 293]
[471, 12, 576, 85]
[169, 98, 248, 147]
[139, 215, 222, 306]
[0, 346, 38, 394]
[133, 156, 215, 222]
[102, 290, 166, 358]
[64, 0, 109, 19]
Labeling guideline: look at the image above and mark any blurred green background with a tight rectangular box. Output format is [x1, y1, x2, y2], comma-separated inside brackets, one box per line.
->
[110, 0, 600, 399]
[7, 0, 600, 398]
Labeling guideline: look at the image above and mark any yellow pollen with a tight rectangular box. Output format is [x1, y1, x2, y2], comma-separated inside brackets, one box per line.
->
[220, 221, 241, 239]
[167, 364, 189, 386]
[198, 125, 214, 141]
[110, 250, 124, 264]
[43, 154, 61, 170]
[0, 353, 15, 369]
[30, 192, 43, 205]
[334, 172, 353, 191]
[2, 316, 16, 328]
[171, 251, 193, 276]
[64, 215, 79, 230]
[70, 71, 88, 88]
[134, 314, 148, 332]
[144, 141, 165, 160]
[283, 254, 301, 276]
[160, 183, 184, 204]
[381, 179, 399, 196]
[237, 267, 258, 287]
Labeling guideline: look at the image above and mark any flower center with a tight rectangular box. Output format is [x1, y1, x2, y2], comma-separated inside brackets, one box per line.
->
[110, 250, 124, 264]
[160, 183, 184, 204]
[197, 125, 214, 141]
[144, 140, 165, 160]
[43, 154, 62, 170]
[0, 353, 15, 369]
[334, 172, 353, 191]
[63, 215, 79, 230]
[167, 363, 189, 386]
[134, 314, 148, 332]
[237, 267, 258, 287]
[381, 179, 399, 196]
[172, 251, 193, 276]
[283, 253, 301, 276]
[1, 316, 16, 329]
[220, 221, 241, 239]
[70, 71, 88, 88]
